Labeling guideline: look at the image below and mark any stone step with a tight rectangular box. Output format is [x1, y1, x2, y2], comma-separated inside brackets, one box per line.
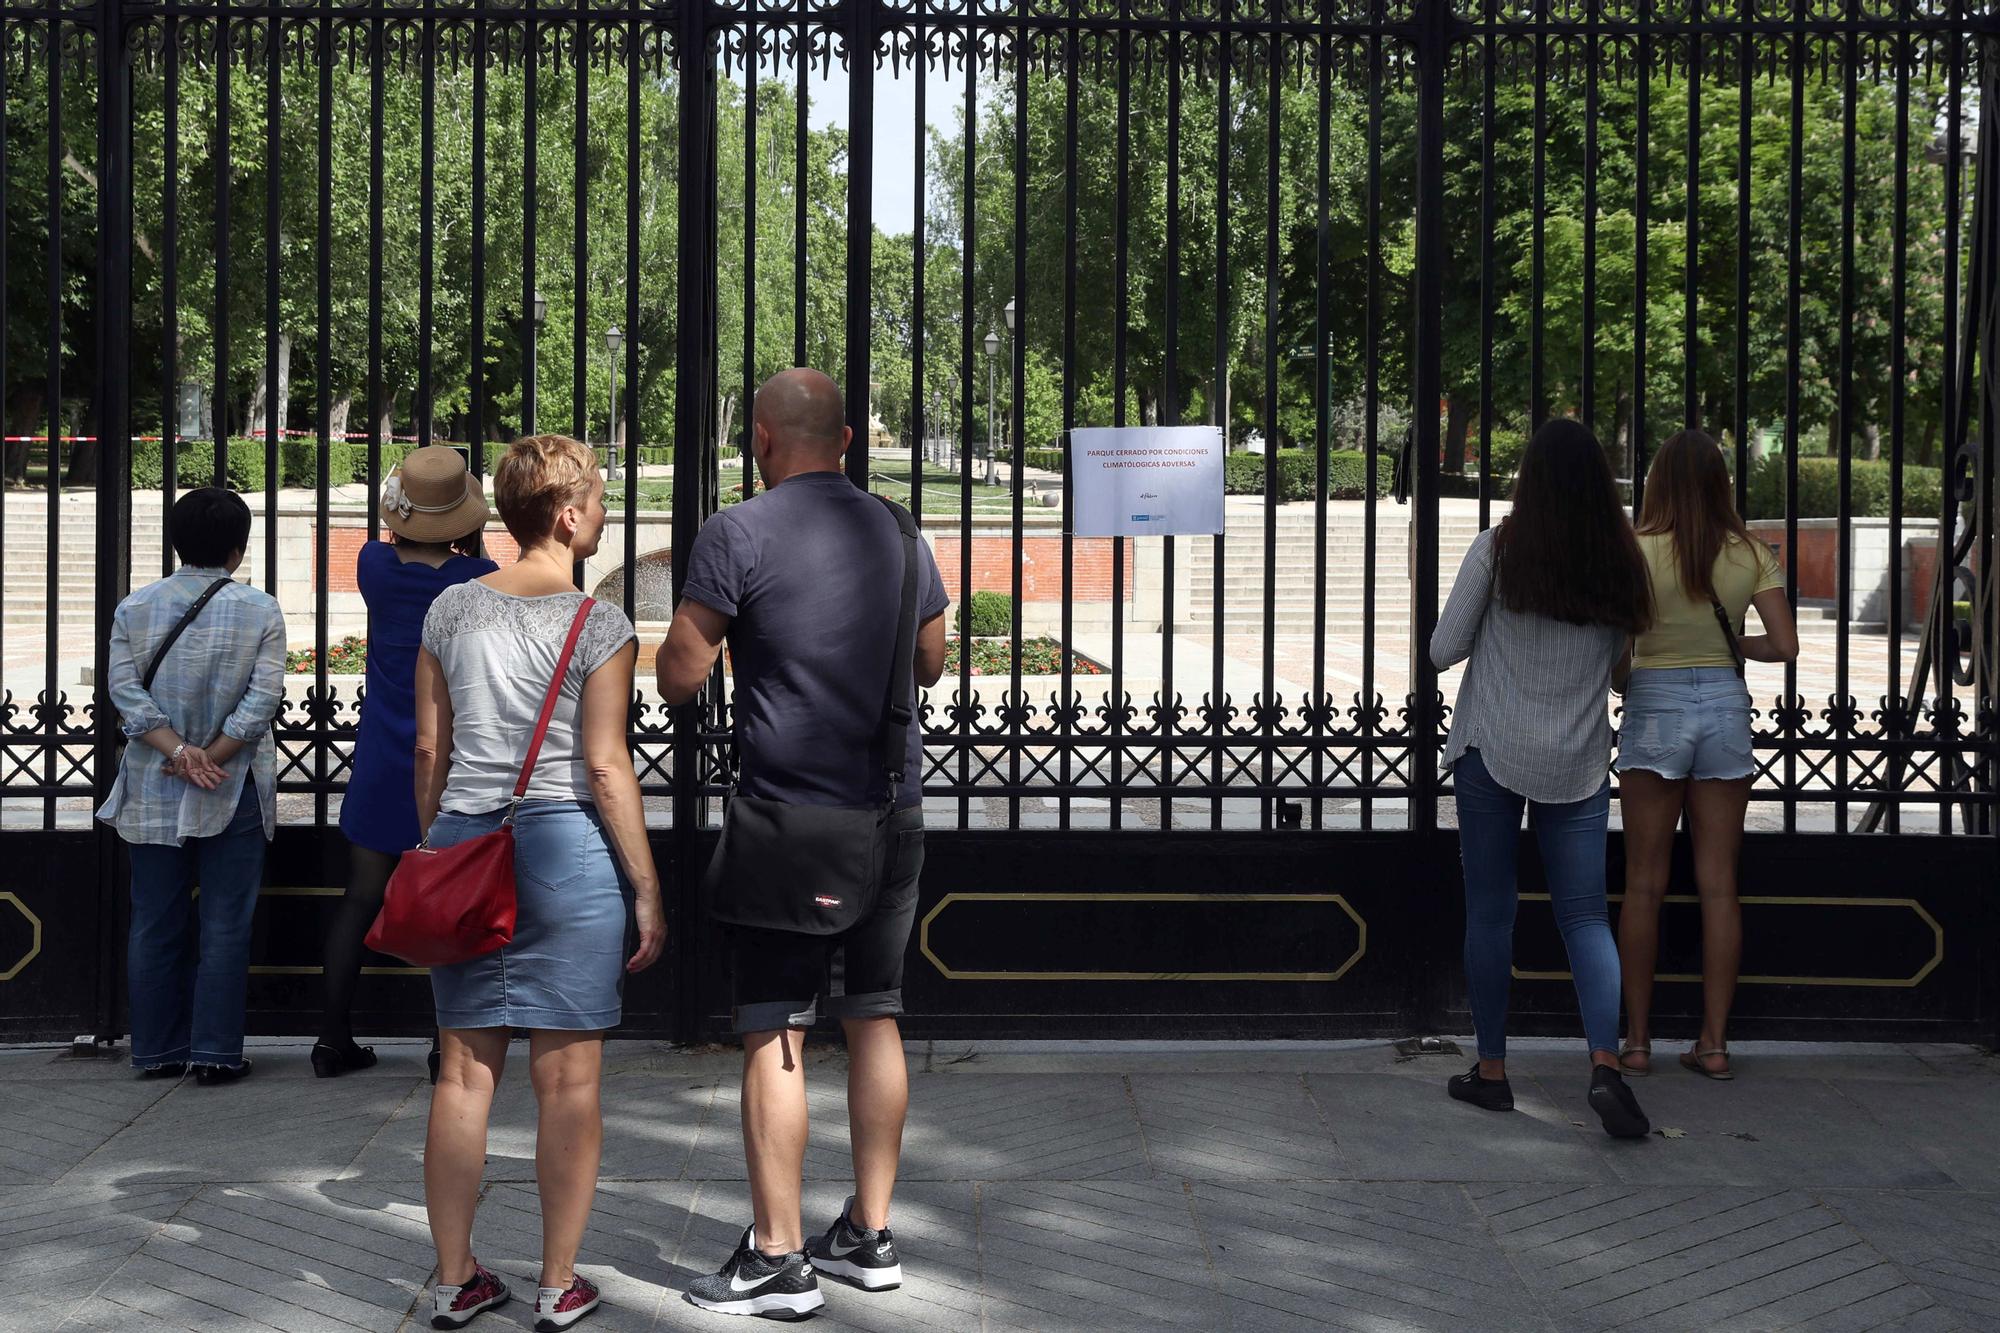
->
[1193, 579, 1452, 594]
[2, 614, 97, 630]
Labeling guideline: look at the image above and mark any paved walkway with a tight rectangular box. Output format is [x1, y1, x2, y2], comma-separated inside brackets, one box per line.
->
[4, 1038, 1997, 1332]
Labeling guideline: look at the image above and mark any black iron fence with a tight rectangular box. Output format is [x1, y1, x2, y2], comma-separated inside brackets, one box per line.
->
[0, 0, 1997, 1045]
[0, 0, 1995, 839]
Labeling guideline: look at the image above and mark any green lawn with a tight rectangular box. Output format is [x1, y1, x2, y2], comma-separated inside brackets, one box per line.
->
[603, 481, 676, 509]
[868, 458, 1020, 513]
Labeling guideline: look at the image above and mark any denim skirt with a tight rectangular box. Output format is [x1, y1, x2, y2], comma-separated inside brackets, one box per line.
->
[428, 800, 629, 1031]
[1615, 666, 1756, 782]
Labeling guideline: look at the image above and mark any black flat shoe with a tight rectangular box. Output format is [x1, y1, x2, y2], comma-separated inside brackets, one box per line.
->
[428, 1038, 442, 1086]
[138, 1063, 186, 1080]
[1447, 1064, 1515, 1112]
[312, 1041, 378, 1078]
[194, 1058, 254, 1087]
[1589, 1065, 1651, 1139]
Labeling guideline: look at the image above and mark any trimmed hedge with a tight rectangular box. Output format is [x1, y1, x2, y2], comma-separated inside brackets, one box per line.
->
[961, 590, 1014, 637]
[1223, 449, 1391, 501]
[637, 445, 739, 466]
[1009, 447, 1065, 473]
[1745, 455, 1943, 521]
[133, 438, 384, 490]
[127, 440, 613, 491]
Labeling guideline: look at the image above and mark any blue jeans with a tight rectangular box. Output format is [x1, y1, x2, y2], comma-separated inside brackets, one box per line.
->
[1455, 749, 1621, 1061]
[126, 783, 268, 1069]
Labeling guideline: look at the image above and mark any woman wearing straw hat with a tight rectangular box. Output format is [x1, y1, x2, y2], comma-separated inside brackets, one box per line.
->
[317, 446, 497, 1079]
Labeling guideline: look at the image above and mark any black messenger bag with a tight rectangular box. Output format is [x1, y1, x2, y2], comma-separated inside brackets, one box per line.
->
[703, 495, 922, 935]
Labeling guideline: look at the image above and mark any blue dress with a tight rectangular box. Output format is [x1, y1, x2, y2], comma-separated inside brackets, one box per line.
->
[339, 542, 497, 853]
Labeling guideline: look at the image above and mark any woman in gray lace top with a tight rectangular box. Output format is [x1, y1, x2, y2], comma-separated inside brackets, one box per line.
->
[413, 434, 664, 1329]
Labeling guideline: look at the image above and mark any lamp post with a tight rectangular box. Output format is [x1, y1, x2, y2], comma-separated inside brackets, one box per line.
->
[937, 382, 953, 467]
[177, 382, 207, 443]
[944, 375, 960, 467]
[605, 323, 623, 481]
[1002, 298, 1016, 479]
[983, 330, 1001, 486]
[526, 288, 547, 433]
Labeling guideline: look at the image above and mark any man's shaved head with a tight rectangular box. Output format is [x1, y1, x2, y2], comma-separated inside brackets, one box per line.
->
[753, 369, 847, 460]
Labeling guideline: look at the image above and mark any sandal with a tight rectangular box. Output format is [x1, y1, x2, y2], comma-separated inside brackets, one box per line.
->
[1617, 1042, 1653, 1077]
[1679, 1047, 1735, 1081]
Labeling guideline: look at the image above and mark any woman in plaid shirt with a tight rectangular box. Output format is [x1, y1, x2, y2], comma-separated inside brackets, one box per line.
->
[97, 487, 286, 1086]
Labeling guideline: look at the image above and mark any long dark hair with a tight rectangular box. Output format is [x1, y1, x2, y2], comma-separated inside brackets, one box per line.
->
[1492, 418, 1652, 633]
[1636, 428, 1753, 600]
[391, 530, 485, 560]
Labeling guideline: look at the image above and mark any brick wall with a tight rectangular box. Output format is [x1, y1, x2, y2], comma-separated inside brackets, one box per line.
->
[1908, 537, 1939, 628]
[318, 526, 521, 592]
[929, 535, 1134, 604]
[1747, 518, 1940, 627]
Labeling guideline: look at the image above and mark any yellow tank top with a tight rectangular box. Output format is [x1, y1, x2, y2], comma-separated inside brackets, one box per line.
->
[1631, 532, 1784, 670]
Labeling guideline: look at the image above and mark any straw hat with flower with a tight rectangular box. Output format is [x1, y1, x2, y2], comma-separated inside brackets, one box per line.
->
[381, 445, 490, 544]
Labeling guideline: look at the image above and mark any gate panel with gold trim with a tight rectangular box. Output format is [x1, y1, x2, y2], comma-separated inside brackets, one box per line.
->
[1503, 836, 1996, 1043]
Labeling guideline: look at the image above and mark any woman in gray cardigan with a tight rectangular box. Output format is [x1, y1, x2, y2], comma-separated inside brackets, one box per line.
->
[1431, 419, 1654, 1139]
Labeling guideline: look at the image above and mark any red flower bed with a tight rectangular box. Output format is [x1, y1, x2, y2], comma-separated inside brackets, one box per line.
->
[944, 637, 1105, 677]
[287, 635, 368, 674]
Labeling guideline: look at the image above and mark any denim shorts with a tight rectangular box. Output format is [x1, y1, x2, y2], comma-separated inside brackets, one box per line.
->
[428, 800, 630, 1031]
[1615, 667, 1756, 782]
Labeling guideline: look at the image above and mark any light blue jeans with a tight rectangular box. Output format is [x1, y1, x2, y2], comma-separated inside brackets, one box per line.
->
[1455, 749, 1621, 1061]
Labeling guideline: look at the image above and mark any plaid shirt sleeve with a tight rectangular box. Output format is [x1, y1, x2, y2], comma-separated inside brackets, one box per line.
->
[220, 601, 287, 743]
[107, 598, 172, 740]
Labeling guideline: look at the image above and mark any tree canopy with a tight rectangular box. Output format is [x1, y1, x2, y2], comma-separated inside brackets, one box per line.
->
[0, 36, 1979, 488]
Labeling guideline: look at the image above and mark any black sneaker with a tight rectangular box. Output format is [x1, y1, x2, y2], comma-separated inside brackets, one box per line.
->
[1447, 1064, 1514, 1112]
[1589, 1065, 1651, 1139]
[807, 1196, 903, 1292]
[684, 1226, 825, 1320]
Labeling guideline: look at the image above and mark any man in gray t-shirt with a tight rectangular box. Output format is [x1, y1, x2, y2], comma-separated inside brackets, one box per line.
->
[658, 369, 947, 1317]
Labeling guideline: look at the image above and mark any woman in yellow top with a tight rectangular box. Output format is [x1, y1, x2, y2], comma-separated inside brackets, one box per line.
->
[1614, 430, 1798, 1081]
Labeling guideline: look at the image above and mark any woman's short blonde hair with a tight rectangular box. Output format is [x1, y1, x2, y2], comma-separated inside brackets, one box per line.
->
[494, 434, 597, 547]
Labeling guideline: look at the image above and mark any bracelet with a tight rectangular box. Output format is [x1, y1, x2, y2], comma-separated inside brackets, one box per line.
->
[168, 743, 187, 765]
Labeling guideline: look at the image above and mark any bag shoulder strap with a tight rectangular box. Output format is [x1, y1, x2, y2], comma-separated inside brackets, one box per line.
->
[874, 496, 922, 797]
[1710, 596, 1747, 674]
[514, 596, 598, 799]
[143, 577, 236, 691]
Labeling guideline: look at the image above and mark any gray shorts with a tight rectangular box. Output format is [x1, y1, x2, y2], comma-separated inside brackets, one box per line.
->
[1615, 667, 1757, 782]
[728, 806, 924, 1034]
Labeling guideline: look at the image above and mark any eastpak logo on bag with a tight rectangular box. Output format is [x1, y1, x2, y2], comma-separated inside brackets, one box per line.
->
[814, 895, 842, 909]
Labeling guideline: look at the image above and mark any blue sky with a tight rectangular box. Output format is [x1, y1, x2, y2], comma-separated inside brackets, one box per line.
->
[730, 56, 977, 238]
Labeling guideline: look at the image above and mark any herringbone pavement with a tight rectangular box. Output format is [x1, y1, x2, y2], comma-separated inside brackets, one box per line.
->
[2, 1039, 1995, 1332]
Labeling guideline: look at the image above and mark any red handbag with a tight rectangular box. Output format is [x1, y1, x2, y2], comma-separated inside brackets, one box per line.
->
[365, 598, 596, 968]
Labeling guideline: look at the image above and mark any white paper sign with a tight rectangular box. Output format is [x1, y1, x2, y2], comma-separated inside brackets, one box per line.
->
[1070, 425, 1225, 537]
